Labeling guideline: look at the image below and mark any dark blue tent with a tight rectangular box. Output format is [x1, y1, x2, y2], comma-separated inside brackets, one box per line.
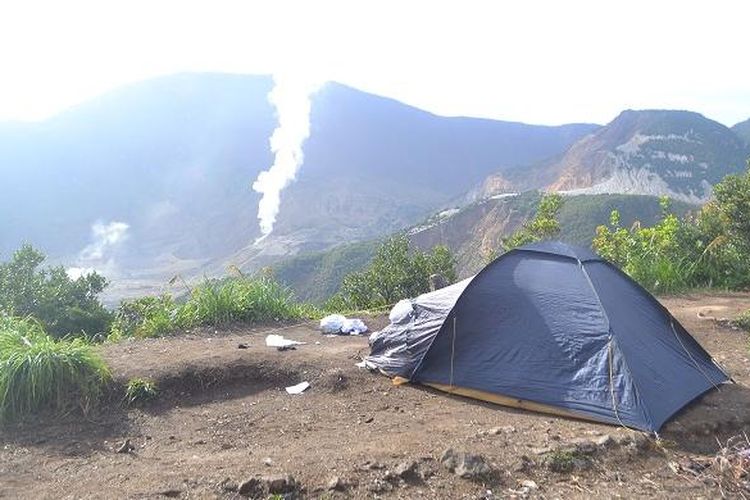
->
[366, 241, 729, 432]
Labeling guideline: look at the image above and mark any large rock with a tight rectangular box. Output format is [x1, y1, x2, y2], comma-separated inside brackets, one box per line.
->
[237, 474, 298, 497]
[265, 474, 297, 494]
[440, 449, 493, 479]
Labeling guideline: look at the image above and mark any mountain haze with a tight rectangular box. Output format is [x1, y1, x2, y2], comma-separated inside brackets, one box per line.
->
[0, 72, 598, 296]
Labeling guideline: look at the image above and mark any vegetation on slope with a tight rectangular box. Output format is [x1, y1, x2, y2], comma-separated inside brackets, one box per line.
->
[503, 193, 563, 250]
[326, 235, 456, 311]
[593, 161, 750, 293]
[273, 241, 377, 303]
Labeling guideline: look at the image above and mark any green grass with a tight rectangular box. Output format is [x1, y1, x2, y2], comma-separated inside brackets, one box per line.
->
[125, 377, 157, 406]
[110, 275, 322, 339]
[544, 449, 592, 473]
[0, 316, 110, 422]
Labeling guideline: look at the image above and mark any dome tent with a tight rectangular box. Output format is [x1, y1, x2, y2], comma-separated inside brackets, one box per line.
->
[365, 241, 729, 432]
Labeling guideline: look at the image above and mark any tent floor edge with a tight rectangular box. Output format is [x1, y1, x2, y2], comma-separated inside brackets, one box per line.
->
[422, 382, 639, 429]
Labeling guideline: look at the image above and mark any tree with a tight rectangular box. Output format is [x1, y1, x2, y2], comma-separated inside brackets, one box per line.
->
[503, 193, 563, 250]
[712, 159, 750, 251]
[0, 245, 111, 338]
[329, 235, 457, 310]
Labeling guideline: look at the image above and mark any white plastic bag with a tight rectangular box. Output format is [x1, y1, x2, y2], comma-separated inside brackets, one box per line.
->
[389, 299, 414, 324]
[320, 314, 346, 334]
[341, 318, 368, 335]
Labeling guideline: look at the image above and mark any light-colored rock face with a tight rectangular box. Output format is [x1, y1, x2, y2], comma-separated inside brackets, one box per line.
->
[469, 110, 749, 205]
[559, 166, 713, 204]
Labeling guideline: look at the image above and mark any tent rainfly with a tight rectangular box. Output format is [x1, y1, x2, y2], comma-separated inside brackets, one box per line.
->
[365, 241, 729, 433]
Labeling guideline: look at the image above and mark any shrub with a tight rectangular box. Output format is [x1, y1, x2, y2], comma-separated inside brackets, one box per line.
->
[328, 235, 457, 311]
[0, 245, 111, 339]
[110, 274, 319, 339]
[0, 316, 110, 422]
[110, 295, 178, 339]
[503, 193, 563, 250]
[125, 378, 157, 406]
[593, 171, 750, 294]
[178, 275, 305, 325]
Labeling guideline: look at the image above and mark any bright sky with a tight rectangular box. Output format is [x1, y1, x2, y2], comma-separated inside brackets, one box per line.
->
[1, 0, 748, 126]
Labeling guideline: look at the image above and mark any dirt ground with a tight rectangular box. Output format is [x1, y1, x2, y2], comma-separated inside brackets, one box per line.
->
[2, 292, 750, 499]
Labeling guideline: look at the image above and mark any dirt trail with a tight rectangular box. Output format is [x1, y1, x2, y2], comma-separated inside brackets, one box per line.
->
[1, 293, 750, 499]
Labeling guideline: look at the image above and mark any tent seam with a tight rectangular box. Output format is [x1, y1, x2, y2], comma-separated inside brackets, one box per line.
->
[609, 335, 656, 432]
[579, 259, 655, 431]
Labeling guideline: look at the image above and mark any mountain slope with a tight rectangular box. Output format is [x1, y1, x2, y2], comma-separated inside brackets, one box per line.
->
[474, 110, 749, 203]
[0, 73, 598, 292]
[274, 192, 696, 302]
[733, 118, 750, 146]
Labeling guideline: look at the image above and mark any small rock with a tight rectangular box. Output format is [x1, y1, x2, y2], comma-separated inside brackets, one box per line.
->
[364, 416, 374, 423]
[217, 478, 238, 492]
[367, 479, 393, 493]
[237, 343, 249, 349]
[594, 434, 614, 447]
[327, 476, 348, 491]
[116, 439, 135, 454]
[362, 461, 385, 470]
[530, 447, 552, 455]
[440, 448, 493, 479]
[512, 455, 534, 473]
[569, 439, 597, 455]
[238, 478, 264, 497]
[159, 490, 181, 498]
[394, 460, 420, 480]
[520, 479, 538, 490]
[264, 474, 297, 494]
[263, 457, 273, 466]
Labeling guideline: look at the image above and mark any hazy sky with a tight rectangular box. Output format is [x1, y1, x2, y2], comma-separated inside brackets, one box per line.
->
[1, 0, 748, 126]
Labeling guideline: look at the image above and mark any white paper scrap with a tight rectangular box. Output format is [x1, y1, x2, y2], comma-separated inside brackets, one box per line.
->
[285, 381, 310, 395]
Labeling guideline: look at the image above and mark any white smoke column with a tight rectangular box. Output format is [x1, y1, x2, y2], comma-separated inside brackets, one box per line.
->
[252, 74, 319, 242]
[67, 221, 129, 279]
[80, 221, 130, 260]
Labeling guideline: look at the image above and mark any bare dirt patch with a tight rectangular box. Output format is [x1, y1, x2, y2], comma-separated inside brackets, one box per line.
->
[1, 294, 750, 498]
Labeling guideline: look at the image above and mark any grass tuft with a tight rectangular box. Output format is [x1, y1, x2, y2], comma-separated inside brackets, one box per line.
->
[0, 316, 110, 422]
[125, 377, 157, 406]
[111, 275, 321, 339]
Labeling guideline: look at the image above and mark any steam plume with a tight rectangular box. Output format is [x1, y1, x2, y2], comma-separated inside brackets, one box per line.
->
[67, 221, 129, 279]
[252, 75, 319, 242]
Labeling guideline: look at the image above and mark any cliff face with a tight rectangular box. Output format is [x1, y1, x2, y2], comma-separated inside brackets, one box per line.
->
[473, 110, 749, 204]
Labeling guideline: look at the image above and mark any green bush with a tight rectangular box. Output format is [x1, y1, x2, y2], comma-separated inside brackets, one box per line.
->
[125, 378, 157, 406]
[593, 162, 750, 294]
[179, 275, 310, 325]
[110, 274, 319, 339]
[328, 235, 457, 311]
[0, 316, 110, 422]
[0, 245, 112, 339]
[110, 295, 178, 339]
[504, 193, 563, 250]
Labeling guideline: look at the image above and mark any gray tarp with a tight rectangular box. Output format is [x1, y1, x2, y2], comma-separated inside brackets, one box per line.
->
[366, 277, 473, 377]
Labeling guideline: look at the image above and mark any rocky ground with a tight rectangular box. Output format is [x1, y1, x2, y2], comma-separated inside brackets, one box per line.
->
[1, 292, 750, 499]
